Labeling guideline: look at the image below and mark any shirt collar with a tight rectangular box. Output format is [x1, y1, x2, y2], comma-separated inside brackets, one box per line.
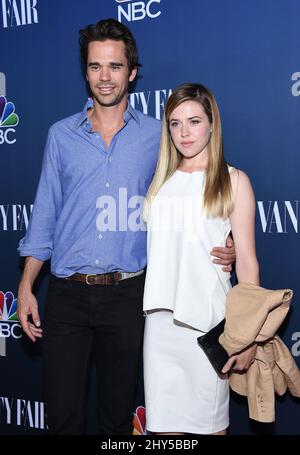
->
[75, 98, 140, 129]
[125, 102, 140, 124]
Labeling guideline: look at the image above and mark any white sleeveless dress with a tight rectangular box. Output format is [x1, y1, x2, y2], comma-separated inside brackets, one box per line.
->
[143, 169, 231, 434]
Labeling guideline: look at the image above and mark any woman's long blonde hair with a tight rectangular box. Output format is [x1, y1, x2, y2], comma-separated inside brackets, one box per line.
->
[144, 83, 233, 220]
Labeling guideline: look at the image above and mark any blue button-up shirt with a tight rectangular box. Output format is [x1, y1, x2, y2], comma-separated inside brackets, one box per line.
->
[18, 100, 161, 277]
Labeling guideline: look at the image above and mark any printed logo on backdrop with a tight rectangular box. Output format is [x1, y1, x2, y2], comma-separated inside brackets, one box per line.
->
[0, 72, 5, 95]
[291, 72, 300, 96]
[0, 290, 21, 338]
[1, 0, 38, 28]
[0, 396, 46, 429]
[257, 201, 299, 234]
[133, 406, 146, 435]
[0, 398, 144, 432]
[0, 290, 22, 357]
[0, 95, 19, 145]
[129, 87, 172, 120]
[291, 332, 300, 357]
[116, 0, 162, 23]
[0, 204, 33, 230]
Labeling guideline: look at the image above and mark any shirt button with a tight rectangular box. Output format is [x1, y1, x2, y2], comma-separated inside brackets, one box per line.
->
[105, 182, 110, 188]
[109, 157, 112, 162]
[98, 234, 103, 239]
[95, 259, 100, 265]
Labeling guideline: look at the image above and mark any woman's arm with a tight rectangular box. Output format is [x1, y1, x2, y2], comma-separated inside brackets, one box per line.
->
[222, 169, 259, 373]
[229, 169, 259, 285]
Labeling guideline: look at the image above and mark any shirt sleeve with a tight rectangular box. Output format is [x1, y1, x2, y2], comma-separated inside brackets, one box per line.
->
[18, 126, 63, 261]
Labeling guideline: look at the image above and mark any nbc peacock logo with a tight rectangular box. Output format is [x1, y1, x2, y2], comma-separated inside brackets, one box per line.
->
[0, 95, 19, 145]
[0, 291, 18, 321]
[0, 96, 19, 128]
[0, 291, 22, 340]
[133, 406, 146, 435]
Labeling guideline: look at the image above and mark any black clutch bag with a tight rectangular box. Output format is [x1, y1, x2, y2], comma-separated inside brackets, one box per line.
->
[197, 319, 229, 375]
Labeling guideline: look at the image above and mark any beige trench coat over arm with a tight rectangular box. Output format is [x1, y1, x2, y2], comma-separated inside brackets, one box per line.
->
[219, 282, 300, 422]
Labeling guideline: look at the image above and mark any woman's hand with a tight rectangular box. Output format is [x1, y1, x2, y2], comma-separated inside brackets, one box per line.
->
[221, 343, 257, 374]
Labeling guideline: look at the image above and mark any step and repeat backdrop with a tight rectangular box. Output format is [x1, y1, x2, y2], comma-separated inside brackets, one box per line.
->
[0, 0, 299, 434]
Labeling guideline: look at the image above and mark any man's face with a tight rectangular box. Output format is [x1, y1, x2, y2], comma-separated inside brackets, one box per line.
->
[86, 39, 137, 108]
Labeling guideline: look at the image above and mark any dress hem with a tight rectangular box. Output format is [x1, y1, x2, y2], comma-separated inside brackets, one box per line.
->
[145, 421, 230, 435]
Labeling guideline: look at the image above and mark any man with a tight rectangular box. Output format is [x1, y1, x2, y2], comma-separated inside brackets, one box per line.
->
[17, 18, 235, 435]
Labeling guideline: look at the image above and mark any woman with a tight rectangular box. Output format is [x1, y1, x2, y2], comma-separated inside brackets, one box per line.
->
[143, 83, 259, 435]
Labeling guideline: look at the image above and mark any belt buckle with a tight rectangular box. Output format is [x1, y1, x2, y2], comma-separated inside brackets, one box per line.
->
[86, 274, 96, 285]
[114, 272, 122, 283]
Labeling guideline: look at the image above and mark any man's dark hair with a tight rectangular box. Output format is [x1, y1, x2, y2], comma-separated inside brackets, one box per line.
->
[79, 18, 139, 74]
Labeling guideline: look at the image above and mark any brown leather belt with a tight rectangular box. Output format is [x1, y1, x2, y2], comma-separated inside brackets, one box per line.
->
[65, 269, 144, 285]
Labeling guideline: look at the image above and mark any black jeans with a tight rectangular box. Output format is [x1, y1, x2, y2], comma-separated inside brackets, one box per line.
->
[43, 273, 145, 435]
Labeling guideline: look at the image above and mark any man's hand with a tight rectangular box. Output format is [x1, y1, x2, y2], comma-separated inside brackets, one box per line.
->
[210, 236, 236, 272]
[17, 285, 43, 342]
[17, 256, 44, 342]
[221, 343, 257, 374]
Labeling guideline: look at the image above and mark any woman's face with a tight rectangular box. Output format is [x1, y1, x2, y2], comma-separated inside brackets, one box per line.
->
[169, 100, 212, 160]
